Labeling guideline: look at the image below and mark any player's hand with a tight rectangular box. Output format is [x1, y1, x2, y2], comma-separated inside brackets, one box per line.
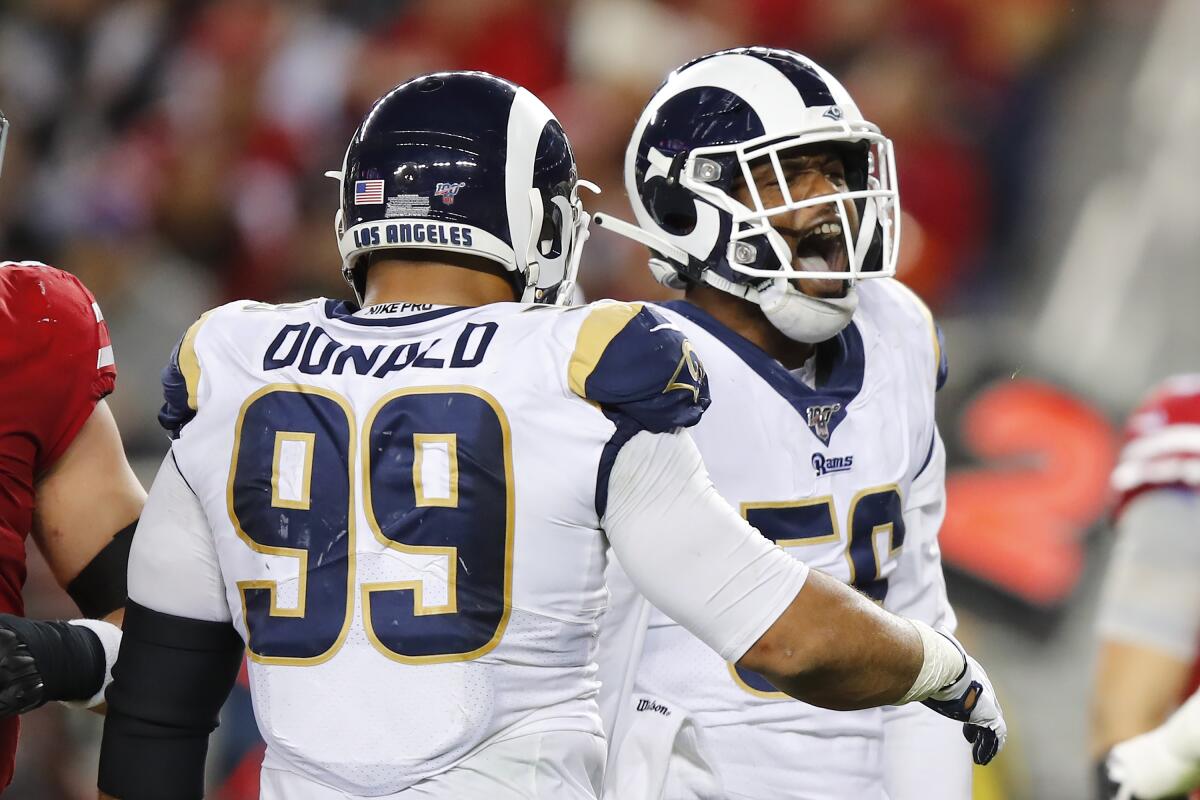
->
[1097, 756, 1149, 800]
[1100, 726, 1200, 800]
[0, 619, 46, 718]
[921, 634, 1007, 766]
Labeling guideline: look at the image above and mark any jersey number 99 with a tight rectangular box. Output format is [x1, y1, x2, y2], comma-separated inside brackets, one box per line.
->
[227, 384, 513, 666]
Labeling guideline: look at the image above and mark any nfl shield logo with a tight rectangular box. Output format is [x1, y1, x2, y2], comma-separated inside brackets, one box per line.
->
[434, 182, 466, 205]
[805, 402, 841, 443]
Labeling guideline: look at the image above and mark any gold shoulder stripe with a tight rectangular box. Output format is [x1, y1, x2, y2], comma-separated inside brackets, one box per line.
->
[179, 309, 217, 411]
[567, 302, 644, 398]
[888, 281, 941, 382]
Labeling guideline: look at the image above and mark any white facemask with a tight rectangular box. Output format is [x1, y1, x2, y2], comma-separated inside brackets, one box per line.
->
[757, 280, 858, 344]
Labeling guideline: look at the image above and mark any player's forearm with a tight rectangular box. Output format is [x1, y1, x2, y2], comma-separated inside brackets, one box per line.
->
[738, 568, 927, 709]
[1092, 640, 1191, 757]
[605, 430, 965, 709]
[99, 602, 243, 799]
[1092, 490, 1200, 757]
[0, 615, 121, 718]
[34, 400, 145, 594]
[747, 571, 1008, 765]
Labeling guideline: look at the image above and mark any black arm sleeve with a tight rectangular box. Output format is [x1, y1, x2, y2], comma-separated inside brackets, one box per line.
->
[99, 601, 244, 800]
[66, 520, 135, 618]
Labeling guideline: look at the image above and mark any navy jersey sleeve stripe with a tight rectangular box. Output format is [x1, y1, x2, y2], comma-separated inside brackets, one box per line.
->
[158, 311, 213, 438]
[569, 302, 711, 521]
[158, 341, 193, 439]
[594, 417, 641, 520]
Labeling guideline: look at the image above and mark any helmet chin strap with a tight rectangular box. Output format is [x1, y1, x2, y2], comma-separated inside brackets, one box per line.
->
[698, 268, 857, 344]
[718, 222, 860, 343]
[757, 280, 858, 344]
[591, 211, 856, 342]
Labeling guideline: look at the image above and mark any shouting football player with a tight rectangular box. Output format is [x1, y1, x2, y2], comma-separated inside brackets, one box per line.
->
[594, 47, 980, 800]
[96, 72, 1002, 800]
[0, 109, 145, 791]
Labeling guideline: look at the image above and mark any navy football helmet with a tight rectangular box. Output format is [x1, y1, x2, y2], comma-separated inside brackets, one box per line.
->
[595, 48, 900, 342]
[329, 72, 594, 305]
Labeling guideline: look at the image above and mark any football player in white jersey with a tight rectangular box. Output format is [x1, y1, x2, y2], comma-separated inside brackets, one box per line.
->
[96, 72, 1003, 800]
[594, 48, 978, 800]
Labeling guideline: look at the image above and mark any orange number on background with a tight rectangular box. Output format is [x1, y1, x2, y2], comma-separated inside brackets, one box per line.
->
[941, 379, 1117, 605]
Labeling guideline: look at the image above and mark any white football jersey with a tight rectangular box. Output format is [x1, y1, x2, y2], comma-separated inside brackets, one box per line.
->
[601, 279, 957, 799]
[154, 297, 710, 796]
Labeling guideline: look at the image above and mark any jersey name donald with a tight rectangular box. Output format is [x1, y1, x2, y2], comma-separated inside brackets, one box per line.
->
[602, 279, 955, 799]
[155, 298, 707, 796]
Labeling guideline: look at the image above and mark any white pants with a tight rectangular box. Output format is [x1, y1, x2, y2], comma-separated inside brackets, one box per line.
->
[883, 703, 973, 800]
[603, 694, 723, 800]
[604, 692, 886, 800]
[260, 731, 605, 799]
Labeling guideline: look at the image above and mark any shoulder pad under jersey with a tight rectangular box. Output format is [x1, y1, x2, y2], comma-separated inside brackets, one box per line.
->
[158, 302, 257, 438]
[567, 301, 710, 433]
[867, 279, 948, 392]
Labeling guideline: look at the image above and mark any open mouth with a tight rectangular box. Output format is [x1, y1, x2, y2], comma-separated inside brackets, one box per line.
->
[794, 220, 848, 273]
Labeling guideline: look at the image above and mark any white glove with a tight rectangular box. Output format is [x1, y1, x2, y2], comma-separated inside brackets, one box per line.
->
[1104, 691, 1200, 799]
[920, 632, 1007, 765]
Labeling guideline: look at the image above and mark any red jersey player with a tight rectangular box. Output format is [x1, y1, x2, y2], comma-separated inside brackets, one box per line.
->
[0, 110, 145, 790]
[1094, 375, 1200, 799]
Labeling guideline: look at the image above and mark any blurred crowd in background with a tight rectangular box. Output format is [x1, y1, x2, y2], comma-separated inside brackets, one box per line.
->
[2, 0, 1196, 797]
[0, 0, 1080, 456]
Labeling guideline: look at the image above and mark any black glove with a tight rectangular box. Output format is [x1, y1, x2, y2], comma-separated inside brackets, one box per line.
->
[0, 625, 45, 717]
[0, 614, 104, 719]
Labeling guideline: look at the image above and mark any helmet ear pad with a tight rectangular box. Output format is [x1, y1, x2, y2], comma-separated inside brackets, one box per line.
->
[642, 149, 744, 240]
[644, 174, 700, 237]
